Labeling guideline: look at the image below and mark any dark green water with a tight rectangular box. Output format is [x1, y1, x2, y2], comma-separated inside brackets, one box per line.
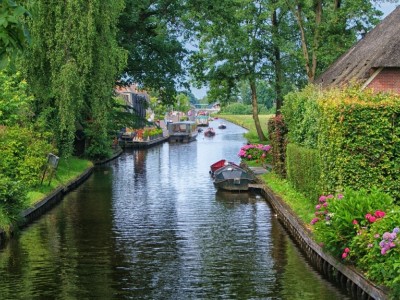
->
[0, 120, 350, 299]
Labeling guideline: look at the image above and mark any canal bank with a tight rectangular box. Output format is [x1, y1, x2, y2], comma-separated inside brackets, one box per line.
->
[0, 148, 123, 246]
[243, 164, 389, 300]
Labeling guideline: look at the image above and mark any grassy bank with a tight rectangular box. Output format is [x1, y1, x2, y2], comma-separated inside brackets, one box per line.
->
[216, 114, 274, 143]
[27, 157, 93, 206]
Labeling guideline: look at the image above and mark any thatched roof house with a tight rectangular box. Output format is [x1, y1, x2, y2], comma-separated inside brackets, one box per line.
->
[315, 6, 400, 94]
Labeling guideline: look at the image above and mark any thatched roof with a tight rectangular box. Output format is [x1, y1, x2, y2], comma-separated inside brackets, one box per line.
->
[315, 6, 400, 87]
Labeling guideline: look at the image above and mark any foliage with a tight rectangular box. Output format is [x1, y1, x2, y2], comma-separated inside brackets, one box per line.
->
[21, 0, 127, 159]
[0, 69, 33, 126]
[238, 143, 271, 166]
[267, 114, 288, 178]
[220, 102, 271, 115]
[350, 210, 400, 299]
[118, 0, 187, 104]
[311, 188, 399, 298]
[260, 172, 315, 225]
[281, 85, 321, 148]
[318, 87, 400, 201]
[286, 143, 321, 201]
[143, 127, 163, 139]
[0, 126, 55, 187]
[0, 174, 27, 227]
[0, 0, 30, 69]
[287, 0, 382, 82]
[311, 188, 394, 257]
[26, 156, 93, 206]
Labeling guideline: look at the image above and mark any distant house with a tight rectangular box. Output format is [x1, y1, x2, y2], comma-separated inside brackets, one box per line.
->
[115, 84, 149, 126]
[315, 6, 400, 94]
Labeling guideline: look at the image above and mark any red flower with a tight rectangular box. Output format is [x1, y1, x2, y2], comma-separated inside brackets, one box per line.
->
[352, 220, 358, 225]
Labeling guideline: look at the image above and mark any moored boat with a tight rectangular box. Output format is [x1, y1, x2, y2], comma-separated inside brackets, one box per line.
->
[213, 164, 256, 191]
[204, 127, 215, 137]
[168, 121, 198, 143]
[209, 159, 239, 176]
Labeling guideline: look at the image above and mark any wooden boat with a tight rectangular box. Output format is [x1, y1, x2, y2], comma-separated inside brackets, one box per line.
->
[209, 159, 239, 176]
[204, 127, 215, 137]
[213, 164, 256, 191]
[168, 121, 198, 143]
[218, 123, 227, 129]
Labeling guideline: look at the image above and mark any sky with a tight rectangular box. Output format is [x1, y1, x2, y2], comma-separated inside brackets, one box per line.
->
[189, 2, 399, 99]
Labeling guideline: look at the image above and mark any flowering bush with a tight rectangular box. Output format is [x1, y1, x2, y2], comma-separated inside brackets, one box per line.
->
[311, 188, 400, 297]
[238, 144, 271, 165]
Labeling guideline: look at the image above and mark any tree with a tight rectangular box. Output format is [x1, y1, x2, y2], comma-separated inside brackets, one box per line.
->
[286, 0, 383, 83]
[21, 0, 127, 158]
[0, 0, 29, 69]
[118, 0, 188, 105]
[187, 0, 281, 141]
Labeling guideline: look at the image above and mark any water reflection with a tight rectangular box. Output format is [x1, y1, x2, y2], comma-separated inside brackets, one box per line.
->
[0, 120, 349, 299]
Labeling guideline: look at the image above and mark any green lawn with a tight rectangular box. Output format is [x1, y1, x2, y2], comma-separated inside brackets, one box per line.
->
[27, 157, 93, 206]
[216, 114, 274, 143]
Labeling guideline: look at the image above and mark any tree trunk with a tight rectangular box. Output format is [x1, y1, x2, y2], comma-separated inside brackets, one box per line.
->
[249, 79, 267, 141]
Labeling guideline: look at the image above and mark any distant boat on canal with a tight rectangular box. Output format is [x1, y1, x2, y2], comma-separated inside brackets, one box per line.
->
[168, 121, 198, 143]
[218, 123, 227, 129]
[213, 164, 256, 191]
[204, 127, 216, 137]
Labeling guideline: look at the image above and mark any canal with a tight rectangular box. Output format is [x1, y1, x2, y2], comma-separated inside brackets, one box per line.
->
[0, 120, 350, 299]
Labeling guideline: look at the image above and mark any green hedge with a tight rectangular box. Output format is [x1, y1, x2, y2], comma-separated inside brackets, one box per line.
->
[318, 88, 400, 201]
[286, 143, 321, 201]
[283, 86, 400, 202]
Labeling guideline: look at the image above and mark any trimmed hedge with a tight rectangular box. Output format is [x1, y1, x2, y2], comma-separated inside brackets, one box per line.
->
[283, 86, 400, 202]
[286, 143, 321, 201]
[318, 88, 400, 201]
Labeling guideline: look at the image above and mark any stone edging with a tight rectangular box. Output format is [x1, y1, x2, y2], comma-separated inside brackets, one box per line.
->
[246, 168, 389, 300]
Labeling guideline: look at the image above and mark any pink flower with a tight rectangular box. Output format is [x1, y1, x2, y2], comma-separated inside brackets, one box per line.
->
[352, 220, 358, 225]
[368, 216, 377, 223]
[337, 194, 344, 199]
[310, 218, 319, 225]
[374, 210, 385, 218]
[344, 248, 350, 253]
[247, 155, 252, 159]
[342, 252, 348, 259]
[367, 244, 373, 248]
[319, 196, 327, 203]
[374, 234, 380, 239]
[327, 194, 334, 199]
[381, 248, 387, 255]
[322, 202, 328, 207]
[315, 204, 321, 210]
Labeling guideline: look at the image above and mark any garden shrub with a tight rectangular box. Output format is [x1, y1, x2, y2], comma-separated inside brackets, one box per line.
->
[311, 188, 394, 257]
[318, 88, 400, 202]
[0, 174, 27, 225]
[0, 126, 55, 187]
[286, 143, 321, 201]
[311, 188, 399, 298]
[281, 85, 321, 149]
[238, 144, 272, 166]
[267, 114, 287, 178]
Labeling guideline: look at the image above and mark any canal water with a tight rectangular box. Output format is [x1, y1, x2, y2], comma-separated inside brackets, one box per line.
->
[0, 120, 350, 299]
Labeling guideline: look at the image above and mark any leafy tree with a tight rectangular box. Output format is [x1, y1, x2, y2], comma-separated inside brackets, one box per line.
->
[0, 69, 33, 126]
[187, 0, 282, 141]
[0, 0, 29, 69]
[21, 0, 127, 159]
[118, 0, 188, 105]
[286, 0, 383, 82]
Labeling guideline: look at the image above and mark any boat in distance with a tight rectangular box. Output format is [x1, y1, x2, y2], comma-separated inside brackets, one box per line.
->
[213, 164, 256, 191]
[204, 127, 216, 137]
[167, 121, 198, 143]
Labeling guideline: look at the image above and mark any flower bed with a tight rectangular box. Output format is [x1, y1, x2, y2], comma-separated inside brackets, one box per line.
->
[238, 143, 272, 166]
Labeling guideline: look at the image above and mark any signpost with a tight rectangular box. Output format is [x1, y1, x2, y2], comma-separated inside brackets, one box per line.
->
[41, 153, 60, 185]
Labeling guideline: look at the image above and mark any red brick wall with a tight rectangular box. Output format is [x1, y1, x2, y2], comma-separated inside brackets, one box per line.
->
[366, 68, 400, 94]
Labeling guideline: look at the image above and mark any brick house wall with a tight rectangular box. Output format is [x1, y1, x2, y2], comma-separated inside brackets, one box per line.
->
[366, 67, 400, 94]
